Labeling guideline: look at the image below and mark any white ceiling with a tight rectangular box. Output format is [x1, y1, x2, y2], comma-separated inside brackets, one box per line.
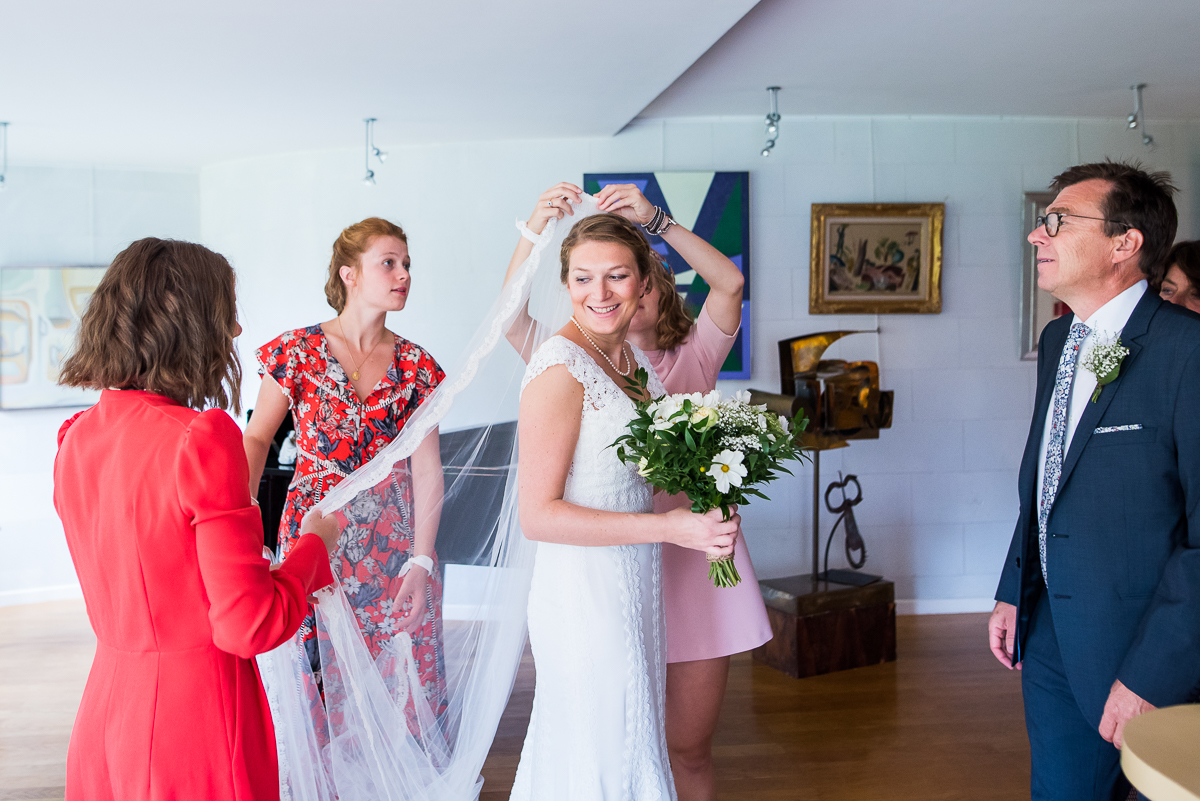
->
[5, 0, 1199, 172]
[640, 0, 1200, 120]
[0, 0, 757, 169]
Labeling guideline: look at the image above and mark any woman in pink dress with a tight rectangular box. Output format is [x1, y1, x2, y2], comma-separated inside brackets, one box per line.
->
[597, 182, 773, 801]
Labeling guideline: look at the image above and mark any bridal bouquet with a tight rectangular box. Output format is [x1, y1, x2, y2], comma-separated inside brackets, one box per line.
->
[613, 369, 808, 587]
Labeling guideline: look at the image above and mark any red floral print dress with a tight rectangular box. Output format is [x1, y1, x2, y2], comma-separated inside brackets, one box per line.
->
[256, 325, 447, 716]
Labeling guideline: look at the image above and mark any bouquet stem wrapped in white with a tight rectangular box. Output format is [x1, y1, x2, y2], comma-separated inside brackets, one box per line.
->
[613, 369, 809, 587]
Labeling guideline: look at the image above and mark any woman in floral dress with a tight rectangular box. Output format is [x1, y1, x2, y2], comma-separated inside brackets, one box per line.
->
[244, 217, 447, 717]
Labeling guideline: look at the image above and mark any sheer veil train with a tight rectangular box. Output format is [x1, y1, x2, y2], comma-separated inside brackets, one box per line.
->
[257, 195, 608, 800]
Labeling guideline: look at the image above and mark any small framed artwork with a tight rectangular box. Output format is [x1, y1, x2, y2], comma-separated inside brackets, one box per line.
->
[583, 171, 751, 379]
[809, 203, 944, 314]
[1020, 191, 1071, 361]
[1, 264, 106, 410]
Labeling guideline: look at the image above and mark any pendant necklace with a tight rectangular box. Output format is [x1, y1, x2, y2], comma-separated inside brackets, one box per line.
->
[571, 316, 631, 377]
[337, 317, 385, 382]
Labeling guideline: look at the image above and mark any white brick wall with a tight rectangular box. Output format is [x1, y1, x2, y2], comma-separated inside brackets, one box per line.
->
[4, 116, 1198, 610]
[0, 167, 199, 605]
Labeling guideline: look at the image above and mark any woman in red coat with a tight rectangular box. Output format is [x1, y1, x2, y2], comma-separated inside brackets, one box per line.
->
[53, 238, 339, 800]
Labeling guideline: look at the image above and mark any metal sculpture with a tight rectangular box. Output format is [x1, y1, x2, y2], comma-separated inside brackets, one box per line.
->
[750, 330, 892, 584]
[820, 473, 879, 586]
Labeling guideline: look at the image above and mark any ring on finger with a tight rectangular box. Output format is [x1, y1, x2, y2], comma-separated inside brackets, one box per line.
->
[546, 200, 554, 207]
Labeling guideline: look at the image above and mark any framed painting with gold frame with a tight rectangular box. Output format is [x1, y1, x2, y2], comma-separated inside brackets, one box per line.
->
[809, 203, 944, 314]
[1020, 191, 1072, 360]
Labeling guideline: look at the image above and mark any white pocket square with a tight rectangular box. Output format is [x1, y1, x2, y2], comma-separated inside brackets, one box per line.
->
[1094, 424, 1143, 434]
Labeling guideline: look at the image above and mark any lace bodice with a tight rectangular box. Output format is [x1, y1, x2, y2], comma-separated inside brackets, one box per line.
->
[521, 336, 666, 515]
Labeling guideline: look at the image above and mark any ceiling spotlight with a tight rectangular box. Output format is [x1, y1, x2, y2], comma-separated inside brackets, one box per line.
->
[1128, 84, 1153, 147]
[363, 118, 380, 185]
[0, 122, 8, 191]
[762, 86, 781, 157]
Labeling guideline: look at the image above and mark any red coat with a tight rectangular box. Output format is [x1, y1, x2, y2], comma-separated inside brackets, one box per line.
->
[53, 390, 334, 801]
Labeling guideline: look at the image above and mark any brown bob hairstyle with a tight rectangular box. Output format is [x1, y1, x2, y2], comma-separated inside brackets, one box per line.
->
[325, 217, 408, 313]
[58, 238, 243, 415]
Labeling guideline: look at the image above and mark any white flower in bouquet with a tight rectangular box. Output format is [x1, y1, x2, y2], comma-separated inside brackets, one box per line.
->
[709, 449, 748, 493]
[652, 396, 684, 429]
[690, 405, 720, 431]
[612, 368, 809, 588]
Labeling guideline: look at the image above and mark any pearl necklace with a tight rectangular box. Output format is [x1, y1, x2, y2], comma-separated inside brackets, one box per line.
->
[570, 317, 631, 377]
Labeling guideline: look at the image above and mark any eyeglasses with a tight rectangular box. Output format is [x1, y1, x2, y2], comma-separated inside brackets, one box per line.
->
[1035, 212, 1131, 238]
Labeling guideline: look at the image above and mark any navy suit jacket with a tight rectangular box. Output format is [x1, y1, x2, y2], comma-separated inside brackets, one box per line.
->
[996, 289, 1200, 725]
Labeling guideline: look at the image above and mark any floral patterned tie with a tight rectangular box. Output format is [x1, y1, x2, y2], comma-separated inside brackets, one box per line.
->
[1039, 322, 1090, 585]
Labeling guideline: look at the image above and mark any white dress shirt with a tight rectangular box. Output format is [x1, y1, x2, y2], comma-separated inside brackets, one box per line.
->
[1036, 280, 1147, 501]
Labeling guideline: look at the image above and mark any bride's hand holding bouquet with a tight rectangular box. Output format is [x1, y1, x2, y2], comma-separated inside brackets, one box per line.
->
[613, 371, 809, 587]
[659, 506, 740, 561]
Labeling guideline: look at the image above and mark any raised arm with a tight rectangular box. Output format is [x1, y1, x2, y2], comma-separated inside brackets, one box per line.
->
[503, 182, 585, 361]
[517, 364, 737, 553]
[596, 183, 744, 336]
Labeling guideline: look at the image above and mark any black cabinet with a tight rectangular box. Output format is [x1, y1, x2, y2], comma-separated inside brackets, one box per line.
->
[249, 409, 295, 554]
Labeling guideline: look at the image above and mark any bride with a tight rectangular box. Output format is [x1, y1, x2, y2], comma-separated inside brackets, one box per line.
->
[256, 186, 732, 801]
[511, 184, 740, 799]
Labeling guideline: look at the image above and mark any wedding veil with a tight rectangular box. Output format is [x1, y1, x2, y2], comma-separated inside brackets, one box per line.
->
[256, 195, 607, 800]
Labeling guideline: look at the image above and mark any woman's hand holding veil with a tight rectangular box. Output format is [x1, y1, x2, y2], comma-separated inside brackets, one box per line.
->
[527, 182, 583, 235]
[594, 183, 656, 225]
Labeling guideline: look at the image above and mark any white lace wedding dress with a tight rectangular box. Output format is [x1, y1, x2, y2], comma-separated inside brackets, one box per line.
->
[510, 336, 676, 801]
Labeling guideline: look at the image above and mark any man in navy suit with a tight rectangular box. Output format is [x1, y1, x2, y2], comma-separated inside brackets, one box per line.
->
[989, 161, 1200, 800]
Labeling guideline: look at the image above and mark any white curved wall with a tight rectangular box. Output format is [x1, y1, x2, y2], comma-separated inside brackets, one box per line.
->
[5, 116, 1199, 610]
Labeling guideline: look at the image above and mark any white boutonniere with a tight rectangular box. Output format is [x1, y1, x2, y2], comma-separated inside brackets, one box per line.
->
[1080, 332, 1130, 403]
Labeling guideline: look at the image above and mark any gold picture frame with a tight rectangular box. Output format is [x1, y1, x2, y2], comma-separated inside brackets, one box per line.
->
[809, 202, 944, 314]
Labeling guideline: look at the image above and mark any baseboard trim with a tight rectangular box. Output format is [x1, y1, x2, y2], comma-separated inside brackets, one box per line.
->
[0, 583, 83, 607]
[896, 597, 995, 615]
[0, 586, 997, 615]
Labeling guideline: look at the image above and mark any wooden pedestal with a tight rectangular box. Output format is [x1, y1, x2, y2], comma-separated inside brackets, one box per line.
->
[751, 575, 896, 678]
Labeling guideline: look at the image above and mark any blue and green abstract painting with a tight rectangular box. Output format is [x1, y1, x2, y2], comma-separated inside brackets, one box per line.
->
[582, 171, 751, 379]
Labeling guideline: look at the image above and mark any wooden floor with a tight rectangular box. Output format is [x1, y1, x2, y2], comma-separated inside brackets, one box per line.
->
[0, 602, 1028, 800]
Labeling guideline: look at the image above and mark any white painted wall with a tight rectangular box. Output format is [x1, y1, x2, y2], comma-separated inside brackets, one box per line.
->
[6, 116, 1199, 610]
[200, 116, 1200, 613]
[0, 166, 200, 605]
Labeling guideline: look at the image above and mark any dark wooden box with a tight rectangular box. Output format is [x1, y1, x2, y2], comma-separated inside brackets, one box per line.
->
[751, 575, 896, 678]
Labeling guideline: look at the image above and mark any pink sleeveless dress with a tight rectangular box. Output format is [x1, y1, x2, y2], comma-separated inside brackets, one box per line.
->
[644, 306, 773, 664]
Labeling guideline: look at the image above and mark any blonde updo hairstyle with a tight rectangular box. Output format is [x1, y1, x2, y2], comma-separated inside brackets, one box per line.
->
[325, 217, 408, 313]
[558, 214, 697, 350]
[559, 214, 657, 286]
